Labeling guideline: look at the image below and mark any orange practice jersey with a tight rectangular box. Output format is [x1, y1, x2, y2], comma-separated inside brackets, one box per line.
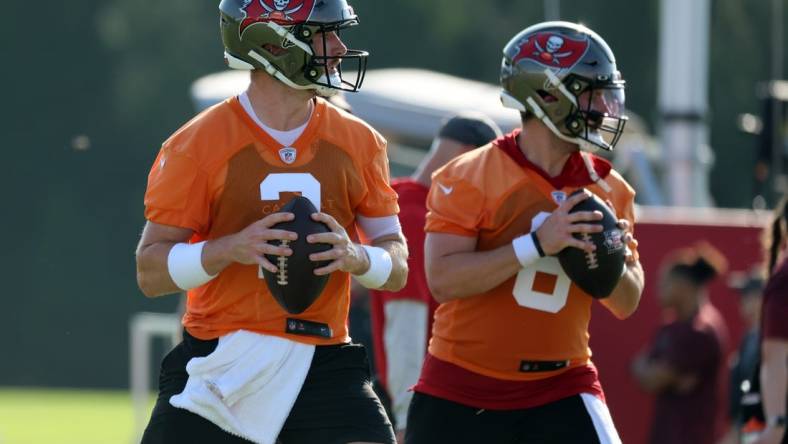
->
[425, 130, 637, 381]
[144, 96, 398, 344]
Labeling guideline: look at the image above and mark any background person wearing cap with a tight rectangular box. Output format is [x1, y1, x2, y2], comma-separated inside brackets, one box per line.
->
[368, 112, 502, 442]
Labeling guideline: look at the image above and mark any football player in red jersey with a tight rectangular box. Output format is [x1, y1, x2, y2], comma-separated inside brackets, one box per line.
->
[368, 113, 501, 441]
[135, 1, 408, 443]
[405, 22, 644, 444]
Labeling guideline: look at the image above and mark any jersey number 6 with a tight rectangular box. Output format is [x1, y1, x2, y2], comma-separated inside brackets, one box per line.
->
[511, 211, 571, 313]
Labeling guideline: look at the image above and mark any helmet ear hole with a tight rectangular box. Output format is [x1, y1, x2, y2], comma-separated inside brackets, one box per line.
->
[537, 90, 558, 103]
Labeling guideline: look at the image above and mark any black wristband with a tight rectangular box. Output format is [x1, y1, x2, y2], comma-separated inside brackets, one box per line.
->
[531, 232, 545, 257]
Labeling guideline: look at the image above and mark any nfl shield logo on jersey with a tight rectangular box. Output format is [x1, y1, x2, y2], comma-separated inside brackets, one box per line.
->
[551, 190, 567, 204]
[279, 147, 297, 164]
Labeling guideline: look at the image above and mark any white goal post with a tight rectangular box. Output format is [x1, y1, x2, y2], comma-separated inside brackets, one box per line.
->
[129, 312, 182, 440]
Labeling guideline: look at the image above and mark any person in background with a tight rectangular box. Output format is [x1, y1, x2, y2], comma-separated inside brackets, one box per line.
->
[632, 242, 730, 444]
[719, 268, 764, 444]
[751, 197, 788, 444]
[369, 113, 502, 441]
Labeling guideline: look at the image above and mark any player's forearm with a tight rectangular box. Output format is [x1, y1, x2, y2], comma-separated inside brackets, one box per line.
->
[600, 260, 644, 319]
[428, 244, 521, 302]
[201, 236, 238, 275]
[373, 235, 409, 292]
[760, 339, 788, 423]
[136, 236, 234, 298]
[136, 241, 185, 298]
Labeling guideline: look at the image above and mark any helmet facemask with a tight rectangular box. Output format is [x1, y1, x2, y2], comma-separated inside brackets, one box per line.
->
[563, 74, 628, 152]
[302, 24, 367, 96]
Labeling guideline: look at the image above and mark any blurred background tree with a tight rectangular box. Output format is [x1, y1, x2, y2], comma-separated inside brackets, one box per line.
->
[0, 0, 783, 388]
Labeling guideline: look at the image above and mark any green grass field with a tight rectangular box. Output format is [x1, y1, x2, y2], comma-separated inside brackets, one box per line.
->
[0, 388, 150, 444]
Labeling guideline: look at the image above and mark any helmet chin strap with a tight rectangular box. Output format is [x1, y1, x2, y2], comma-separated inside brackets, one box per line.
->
[501, 90, 600, 152]
[246, 50, 314, 90]
[314, 72, 342, 97]
[244, 50, 337, 97]
[522, 95, 598, 152]
[579, 148, 612, 193]
[508, 93, 612, 193]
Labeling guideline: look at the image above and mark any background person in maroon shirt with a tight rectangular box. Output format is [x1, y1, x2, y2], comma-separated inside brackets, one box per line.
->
[751, 197, 788, 444]
[632, 242, 730, 444]
[369, 113, 501, 441]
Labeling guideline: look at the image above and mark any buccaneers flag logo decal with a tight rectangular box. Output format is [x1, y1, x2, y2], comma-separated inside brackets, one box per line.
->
[240, 0, 315, 32]
[513, 32, 589, 69]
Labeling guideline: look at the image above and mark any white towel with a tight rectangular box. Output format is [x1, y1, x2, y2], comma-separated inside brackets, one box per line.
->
[170, 330, 315, 444]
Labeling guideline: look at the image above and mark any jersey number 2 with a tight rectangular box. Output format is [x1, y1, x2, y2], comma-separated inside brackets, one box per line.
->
[257, 173, 321, 279]
[260, 173, 321, 211]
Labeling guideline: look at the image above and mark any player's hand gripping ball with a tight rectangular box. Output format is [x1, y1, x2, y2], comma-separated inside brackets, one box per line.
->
[557, 189, 627, 299]
[262, 196, 332, 313]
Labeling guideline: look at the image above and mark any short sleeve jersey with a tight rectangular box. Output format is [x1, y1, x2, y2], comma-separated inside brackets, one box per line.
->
[424, 129, 637, 381]
[144, 96, 399, 344]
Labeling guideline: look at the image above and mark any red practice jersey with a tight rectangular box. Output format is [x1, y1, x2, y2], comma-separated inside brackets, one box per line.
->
[369, 178, 438, 390]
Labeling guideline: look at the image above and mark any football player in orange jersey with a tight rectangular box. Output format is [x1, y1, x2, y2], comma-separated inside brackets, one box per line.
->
[405, 22, 644, 444]
[368, 113, 502, 442]
[134, 1, 407, 443]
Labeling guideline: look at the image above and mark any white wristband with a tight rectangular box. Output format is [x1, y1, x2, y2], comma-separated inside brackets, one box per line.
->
[512, 233, 541, 268]
[167, 241, 217, 291]
[354, 245, 393, 289]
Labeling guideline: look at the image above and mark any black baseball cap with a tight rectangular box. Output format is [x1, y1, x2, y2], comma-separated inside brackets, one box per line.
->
[438, 112, 503, 148]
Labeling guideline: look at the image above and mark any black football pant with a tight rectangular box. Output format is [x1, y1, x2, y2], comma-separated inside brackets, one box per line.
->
[405, 392, 607, 444]
[141, 329, 396, 444]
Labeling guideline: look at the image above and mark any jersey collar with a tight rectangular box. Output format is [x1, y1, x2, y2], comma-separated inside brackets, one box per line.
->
[495, 129, 612, 189]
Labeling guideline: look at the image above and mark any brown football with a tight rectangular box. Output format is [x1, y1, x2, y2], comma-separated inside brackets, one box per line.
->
[557, 189, 627, 299]
[262, 196, 332, 313]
